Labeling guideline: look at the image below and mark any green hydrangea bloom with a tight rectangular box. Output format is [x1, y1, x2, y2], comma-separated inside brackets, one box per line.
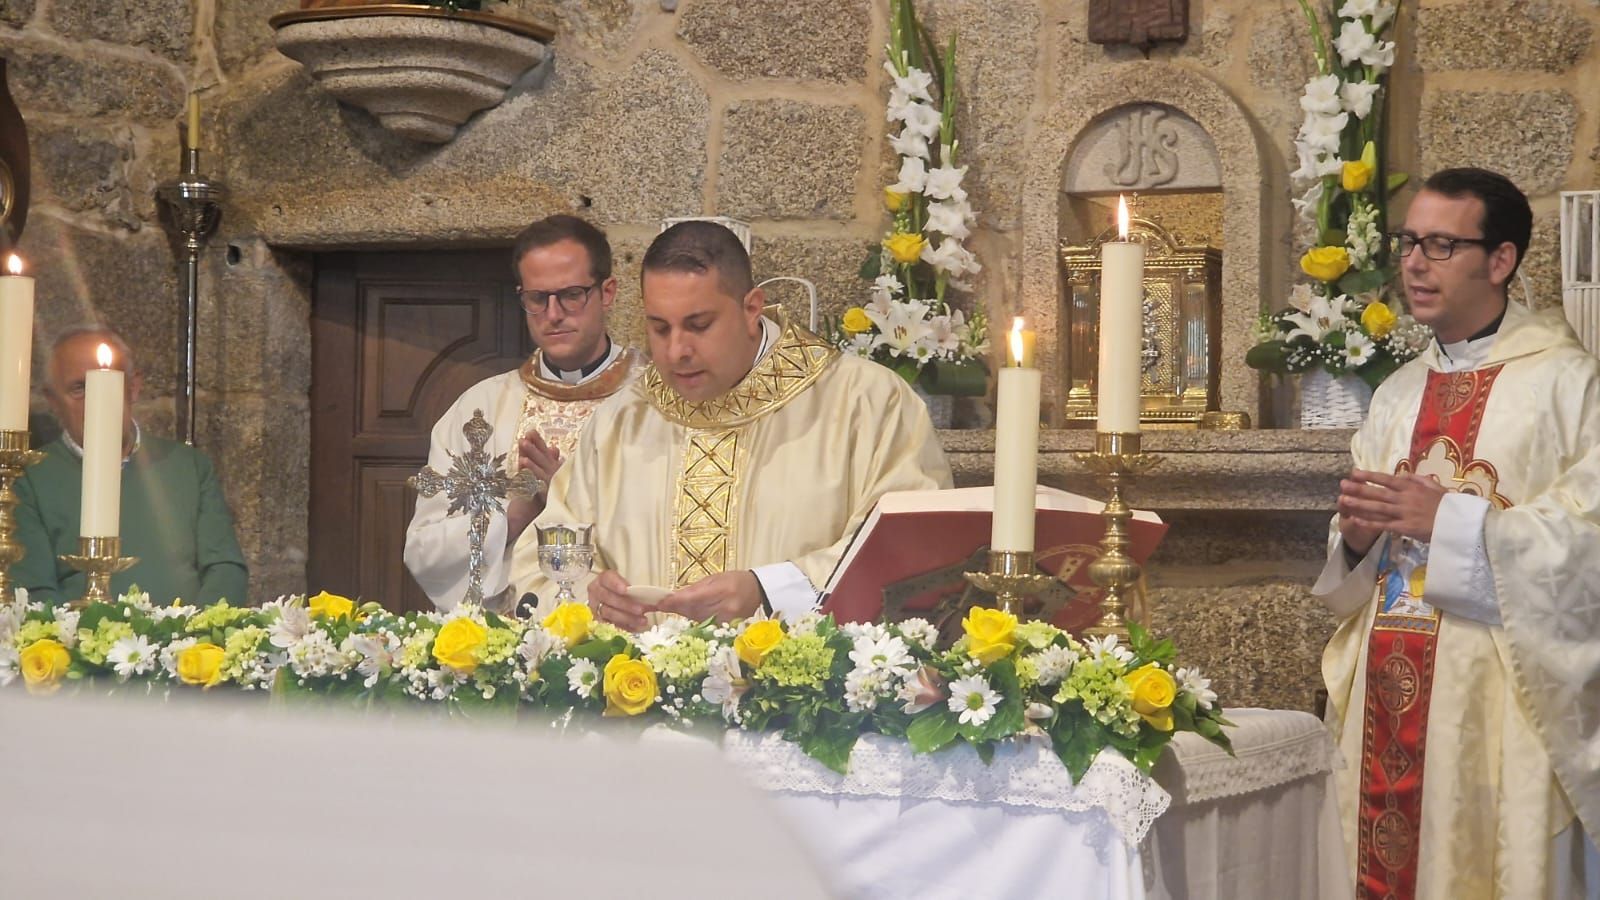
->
[221, 626, 269, 681]
[590, 621, 626, 643]
[645, 634, 710, 681]
[1015, 654, 1041, 691]
[1055, 657, 1140, 736]
[77, 620, 135, 665]
[480, 627, 519, 666]
[755, 634, 835, 688]
[1014, 621, 1061, 651]
[16, 620, 59, 647]
[185, 600, 253, 634]
[399, 630, 436, 669]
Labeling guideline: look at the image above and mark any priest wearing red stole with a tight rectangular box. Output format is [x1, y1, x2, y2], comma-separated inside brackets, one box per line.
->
[1315, 168, 1600, 898]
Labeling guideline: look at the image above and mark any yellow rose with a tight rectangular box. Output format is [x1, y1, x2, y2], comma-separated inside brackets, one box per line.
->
[1126, 663, 1177, 731]
[307, 590, 355, 621]
[883, 232, 926, 265]
[841, 307, 872, 334]
[883, 188, 909, 212]
[431, 618, 488, 674]
[734, 619, 785, 668]
[961, 607, 1018, 665]
[177, 642, 226, 688]
[1300, 246, 1351, 283]
[602, 654, 658, 717]
[541, 602, 594, 649]
[1341, 159, 1374, 193]
[20, 639, 72, 695]
[1360, 300, 1397, 338]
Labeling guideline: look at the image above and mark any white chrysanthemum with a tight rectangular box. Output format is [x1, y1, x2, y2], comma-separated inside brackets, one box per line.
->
[118, 586, 152, 610]
[1033, 644, 1081, 687]
[1084, 633, 1133, 667]
[844, 666, 894, 713]
[894, 618, 939, 651]
[1176, 666, 1218, 710]
[634, 616, 692, 652]
[107, 635, 159, 680]
[150, 602, 196, 622]
[849, 634, 914, 674]
[887, 155, 928, 195]
[567, 657, 599, 699]
[440, 602, 485, 625]
[1343, 328, 1375, 367]
[290, 631, 346, 679]
[1298, 73, 1341, 116]
[947, 674, 1000, 727]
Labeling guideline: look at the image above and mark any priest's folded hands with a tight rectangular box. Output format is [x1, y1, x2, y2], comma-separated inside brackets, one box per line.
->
[588, 569, 764, 631]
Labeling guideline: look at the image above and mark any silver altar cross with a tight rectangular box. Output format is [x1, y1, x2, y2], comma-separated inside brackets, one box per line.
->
[409, 410, 539, 607]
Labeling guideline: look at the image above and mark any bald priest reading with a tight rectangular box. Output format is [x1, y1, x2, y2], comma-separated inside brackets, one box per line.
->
[511, 221, 953, 627]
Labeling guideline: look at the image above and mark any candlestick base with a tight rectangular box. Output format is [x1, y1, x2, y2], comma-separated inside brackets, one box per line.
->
[964, 550, 1054, 618]
[1072, 432, 1161, 639]
[61, 536, 138, 610]
[0, 429, 46, 602]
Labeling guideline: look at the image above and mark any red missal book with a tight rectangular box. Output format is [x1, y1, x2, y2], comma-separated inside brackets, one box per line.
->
[819, 486, 1167, 635]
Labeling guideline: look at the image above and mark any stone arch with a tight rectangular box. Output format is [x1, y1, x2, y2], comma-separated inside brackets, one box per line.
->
[1022, 62, 1265, 425]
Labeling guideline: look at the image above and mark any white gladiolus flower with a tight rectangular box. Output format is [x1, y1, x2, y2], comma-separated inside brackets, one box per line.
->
[924, 198, 973, 240]
[900, 102, 944, 142]
[1340, 80, 1381, 120]
[920, 239, 982, 278]
[884, 61, 935, 103]
[889, 127, 931, 161]
[888, 156, 928, 194]
[1334, 21, 1375, 66]
[1299, 74, 1342, 116]
[922, 163, 968, 202]
[1298, 112, 1348, 154]
[948, 674, 1000, 727]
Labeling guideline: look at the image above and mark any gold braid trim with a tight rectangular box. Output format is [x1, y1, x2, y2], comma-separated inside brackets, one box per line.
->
[520, 347, 645, 402]
[670, 429, 743, 588]
[641, 321, 839, 429]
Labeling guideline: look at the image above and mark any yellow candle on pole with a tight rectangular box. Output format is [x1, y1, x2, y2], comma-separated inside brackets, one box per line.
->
[0, 255, 33, 431]
[186, 92, 200, 150]
[991, 318, 1041, 553]
[80, 343, 124, 538]
[1096, 195, 1144, 434]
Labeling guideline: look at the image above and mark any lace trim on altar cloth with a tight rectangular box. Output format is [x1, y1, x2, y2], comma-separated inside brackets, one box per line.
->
[721, 731, 1173, 845]
[1153, 707, 1338, 806]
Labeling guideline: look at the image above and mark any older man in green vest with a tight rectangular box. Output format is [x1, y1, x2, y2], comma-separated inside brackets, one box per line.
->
[13, 326, 248, 606]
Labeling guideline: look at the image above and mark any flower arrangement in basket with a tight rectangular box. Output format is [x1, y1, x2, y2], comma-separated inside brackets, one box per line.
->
[1246, 0, 1430, 393]
[3, 586, 1232, 781]
[830, 0, 988, 397]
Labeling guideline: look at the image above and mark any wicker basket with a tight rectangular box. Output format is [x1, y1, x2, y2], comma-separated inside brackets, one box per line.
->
[1300, 369, 1373, 429]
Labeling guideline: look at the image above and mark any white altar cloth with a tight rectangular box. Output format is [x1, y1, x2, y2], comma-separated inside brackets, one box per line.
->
[725, 708, 1346, 900]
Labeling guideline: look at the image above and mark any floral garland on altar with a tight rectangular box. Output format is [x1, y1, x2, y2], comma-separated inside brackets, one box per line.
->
[831, 0, 989, 397]
[1246, 0, 1431, 389]
[1, 588, 1231, 779]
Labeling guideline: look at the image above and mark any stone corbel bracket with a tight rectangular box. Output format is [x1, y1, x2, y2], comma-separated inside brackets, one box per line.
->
[270, 5, 555, 145]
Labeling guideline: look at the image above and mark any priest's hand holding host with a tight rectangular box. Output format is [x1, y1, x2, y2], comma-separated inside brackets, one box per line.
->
[512, 220, 953, 626]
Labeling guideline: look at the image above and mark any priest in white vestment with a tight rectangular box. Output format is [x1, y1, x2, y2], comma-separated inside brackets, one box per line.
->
[405, 216, 643, 611]
[1315, 169, 1600, 899]
[512, 220, 952, 625]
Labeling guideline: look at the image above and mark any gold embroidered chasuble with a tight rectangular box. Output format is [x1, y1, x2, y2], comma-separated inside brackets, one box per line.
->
[513, 319, 954, 605]
[403, 347, 644, 611]
[1321, 303, 1600, 898]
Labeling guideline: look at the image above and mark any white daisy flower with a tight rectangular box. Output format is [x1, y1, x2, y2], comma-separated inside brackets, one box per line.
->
[849, 634, 913, 674]
[1176, 666, 1217, 710]
[844, 667, 893, 712]
[567, 658, 599, 699]
[107, 635, 159, 680]
[947, 674, 1000, 727]
[1033, 644, 1081, 686]
[1084, 633, 1134, 667]
[894, 618, 940, 651]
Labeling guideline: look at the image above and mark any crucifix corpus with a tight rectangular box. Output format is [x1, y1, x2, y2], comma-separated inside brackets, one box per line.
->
[408, 410, 539, 608]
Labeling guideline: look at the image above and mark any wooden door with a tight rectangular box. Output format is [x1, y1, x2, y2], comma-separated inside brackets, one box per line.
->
[309, 249, 529, 614]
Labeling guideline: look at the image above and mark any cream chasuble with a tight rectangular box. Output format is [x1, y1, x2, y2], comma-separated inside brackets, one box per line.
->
[512, 318, 953, 610]
[1318, 303, 1600, 899]
[404, 346, 644, 611]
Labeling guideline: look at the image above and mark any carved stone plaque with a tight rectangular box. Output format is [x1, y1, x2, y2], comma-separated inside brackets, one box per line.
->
[1088, 0, 1189, 50]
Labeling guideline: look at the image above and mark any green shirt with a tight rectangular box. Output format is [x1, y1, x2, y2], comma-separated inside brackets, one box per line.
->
[13, 436, 249, 607]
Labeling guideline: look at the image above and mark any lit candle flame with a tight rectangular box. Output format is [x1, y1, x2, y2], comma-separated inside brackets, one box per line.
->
[1117, 195, 1130, 240]
[96, 343, 113, 369]
[1009, 317, 1025, 366]
[6, 254, 21, 275]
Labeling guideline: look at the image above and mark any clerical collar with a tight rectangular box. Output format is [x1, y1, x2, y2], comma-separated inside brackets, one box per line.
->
[752, 316, 776, 368]
[539, 337, 617, 386]
[1437, 303, 1507, 370]
[62, 419, 143, 466]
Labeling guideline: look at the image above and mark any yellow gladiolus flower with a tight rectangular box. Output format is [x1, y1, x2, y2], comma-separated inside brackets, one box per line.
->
[841, 307, 873, 334]
[177, 642, 226, 688]
[1125, 663, 1177, 731]
[1361, 300, 1397, 338]
[541, 602, 594, 649]
[431, 617, 488, 674]
[602, 654, 658, 717]
[1300, 246, 1351, 283]
[734, 619, 785, 668]
[1341, 159, 1374, 192]
[20, 639, 72, 695]
[884, 188, 909, 212]
[961, 607, 1018, 665]
[307, 590, 355, 621]
[883, 232, 926, 265]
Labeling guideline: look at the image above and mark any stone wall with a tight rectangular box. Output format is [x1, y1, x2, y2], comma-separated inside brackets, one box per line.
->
[6, 0, 1599, 709]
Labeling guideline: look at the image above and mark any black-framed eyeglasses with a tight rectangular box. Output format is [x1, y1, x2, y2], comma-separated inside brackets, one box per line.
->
[1388, 232, 1498, 261]
[516, 282, 599, 316]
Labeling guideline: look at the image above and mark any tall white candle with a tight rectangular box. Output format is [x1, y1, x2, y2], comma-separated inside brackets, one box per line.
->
[992, 318, 1041, 553]
[0, 255, 34, 431]
[1097, 195, 1145, 434]
[80, 343, 124, 538]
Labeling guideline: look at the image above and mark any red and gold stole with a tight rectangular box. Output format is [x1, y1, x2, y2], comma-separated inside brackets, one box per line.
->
[1355, 365, 1506, 900]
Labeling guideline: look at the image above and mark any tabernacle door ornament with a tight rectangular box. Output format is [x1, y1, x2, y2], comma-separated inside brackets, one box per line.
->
[409, 409, 536, 607]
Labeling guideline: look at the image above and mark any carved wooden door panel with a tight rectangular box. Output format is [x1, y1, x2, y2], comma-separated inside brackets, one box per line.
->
[310, 249, 527, 614]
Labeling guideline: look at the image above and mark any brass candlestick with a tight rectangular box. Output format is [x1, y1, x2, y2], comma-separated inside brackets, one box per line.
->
[0, 429, 45, 601]
[156, 145, 225, 445]
[1073, 432, 1160, 638]
[60, 536, 138, 609]
[964, 549, 1054, 618]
